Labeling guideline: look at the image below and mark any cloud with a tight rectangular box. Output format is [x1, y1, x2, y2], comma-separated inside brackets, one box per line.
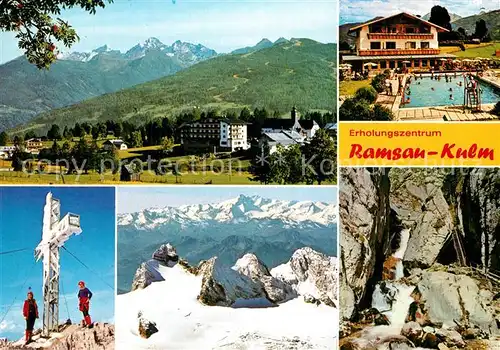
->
[1, 0, 338, 63]
[64, 2, 337, 54]
[0, 320, 20, 331]
[340, 0, 500, 24]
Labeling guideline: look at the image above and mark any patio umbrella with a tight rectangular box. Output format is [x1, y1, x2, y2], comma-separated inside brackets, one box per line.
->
[402, 60, 411, 63]
[439, 58, 448, 61]
[363, 62, 378, 67]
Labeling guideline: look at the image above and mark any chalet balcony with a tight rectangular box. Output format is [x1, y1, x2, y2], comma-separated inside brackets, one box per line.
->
[367, 33, 434, 40]
[358, 48, 440, 56]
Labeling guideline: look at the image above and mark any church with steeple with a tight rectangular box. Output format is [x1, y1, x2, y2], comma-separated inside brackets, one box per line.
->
[261, 106, 319, 139]
[259, 107, 321, 154]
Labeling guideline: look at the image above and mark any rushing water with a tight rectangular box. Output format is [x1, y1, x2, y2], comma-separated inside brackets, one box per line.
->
[402, 75, 500, 108]
[355, 228, 459, 349]
[364, 228, 416, 341]
[372, 283, 416, 328]
[393, 228, 410, 280]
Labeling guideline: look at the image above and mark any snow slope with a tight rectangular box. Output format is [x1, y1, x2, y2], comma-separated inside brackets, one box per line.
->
[117, 263, 337, 349]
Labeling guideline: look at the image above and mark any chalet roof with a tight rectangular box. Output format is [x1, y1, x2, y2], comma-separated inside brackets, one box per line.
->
[191, 118, 220, 124]
[282, 130, 304, 140]
[343, 53, 456, 61]
[263, 130, 303, 144]
[221, 118, 251, 125]
[348, 12, 450, 33]
[264, 133, 299, 146]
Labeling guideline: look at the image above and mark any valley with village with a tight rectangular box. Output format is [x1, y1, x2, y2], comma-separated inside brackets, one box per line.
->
[0, 37, 337, 185]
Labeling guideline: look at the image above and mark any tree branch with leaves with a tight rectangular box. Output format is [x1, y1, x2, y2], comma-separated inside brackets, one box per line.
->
[0, 0, 112, 69]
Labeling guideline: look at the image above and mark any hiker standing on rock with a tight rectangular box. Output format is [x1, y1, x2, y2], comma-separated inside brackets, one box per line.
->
[78, 281, 93, 328]
[22, 291, 39, 344]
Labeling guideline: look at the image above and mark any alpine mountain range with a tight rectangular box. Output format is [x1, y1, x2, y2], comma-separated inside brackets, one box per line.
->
[0, 36, 298, 131]
[117, 194, 337, 294]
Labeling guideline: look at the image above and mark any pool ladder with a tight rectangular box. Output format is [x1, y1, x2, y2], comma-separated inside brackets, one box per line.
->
[463, 79, 482, 112]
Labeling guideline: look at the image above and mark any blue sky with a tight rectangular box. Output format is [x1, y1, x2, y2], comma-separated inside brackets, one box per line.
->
[340, 0, 499, 24]
[118, 186, 337, 213]
[0, 187, 115, 341]
[0, 0, 337, 64]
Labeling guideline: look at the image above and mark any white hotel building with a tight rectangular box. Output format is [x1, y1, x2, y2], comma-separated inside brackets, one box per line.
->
[180, 118, 250, 152]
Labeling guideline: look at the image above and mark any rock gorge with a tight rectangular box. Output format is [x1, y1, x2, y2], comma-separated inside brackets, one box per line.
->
[340, 168, 500, 349]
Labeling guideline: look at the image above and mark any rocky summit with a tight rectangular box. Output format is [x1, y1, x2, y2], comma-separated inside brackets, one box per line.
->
[233, 253, 297, 303]
[122, 243, 337, 349]
[198, 256, 267, 306]
[273, 247, 338, 307]
[1, 323, 114, 350]
[131, 243, 337, 309]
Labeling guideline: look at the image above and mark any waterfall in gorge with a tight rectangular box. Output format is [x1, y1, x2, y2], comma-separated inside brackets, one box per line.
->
[371, 228, 414, 328]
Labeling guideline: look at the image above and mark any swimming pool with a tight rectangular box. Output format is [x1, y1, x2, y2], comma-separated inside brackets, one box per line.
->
[401, 75, 500, 108]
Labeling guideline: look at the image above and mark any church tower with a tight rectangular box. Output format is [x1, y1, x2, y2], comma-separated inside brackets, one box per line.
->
[291, 106, 299, 124]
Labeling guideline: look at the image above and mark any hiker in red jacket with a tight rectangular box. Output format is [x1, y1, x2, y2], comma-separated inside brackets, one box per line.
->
[22, 291, 39, 343]
[78, 281, 93, 327]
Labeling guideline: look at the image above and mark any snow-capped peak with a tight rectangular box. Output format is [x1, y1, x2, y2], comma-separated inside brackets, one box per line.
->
[139, 37, 165, 50]
[58, 44, 114, 62]
[94, 44, 113, 53]
[124, 38, 217, 62]
[58, 38, 217, 64]
[124, 37, 168, 59]
[117, 195, 337, 229]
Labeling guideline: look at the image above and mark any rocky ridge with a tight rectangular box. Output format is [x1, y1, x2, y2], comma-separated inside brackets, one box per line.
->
[272, 247, 338, 306]
[131, 244, 337, 338]
[118, 194, 337, 229]
[61, 38, 218, 66]
[131, 243, 179, 290]
[132, 244, 337, 308]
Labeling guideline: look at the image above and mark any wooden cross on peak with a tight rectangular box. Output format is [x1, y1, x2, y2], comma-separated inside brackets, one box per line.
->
[34, 192, 82, 337]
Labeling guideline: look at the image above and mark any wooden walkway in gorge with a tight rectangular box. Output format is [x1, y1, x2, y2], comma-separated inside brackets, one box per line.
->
[471, 264, 500, 286]
[453, 231, 500, 285]
[449, 230, 500, 285]
[452, 230, 468, 267]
